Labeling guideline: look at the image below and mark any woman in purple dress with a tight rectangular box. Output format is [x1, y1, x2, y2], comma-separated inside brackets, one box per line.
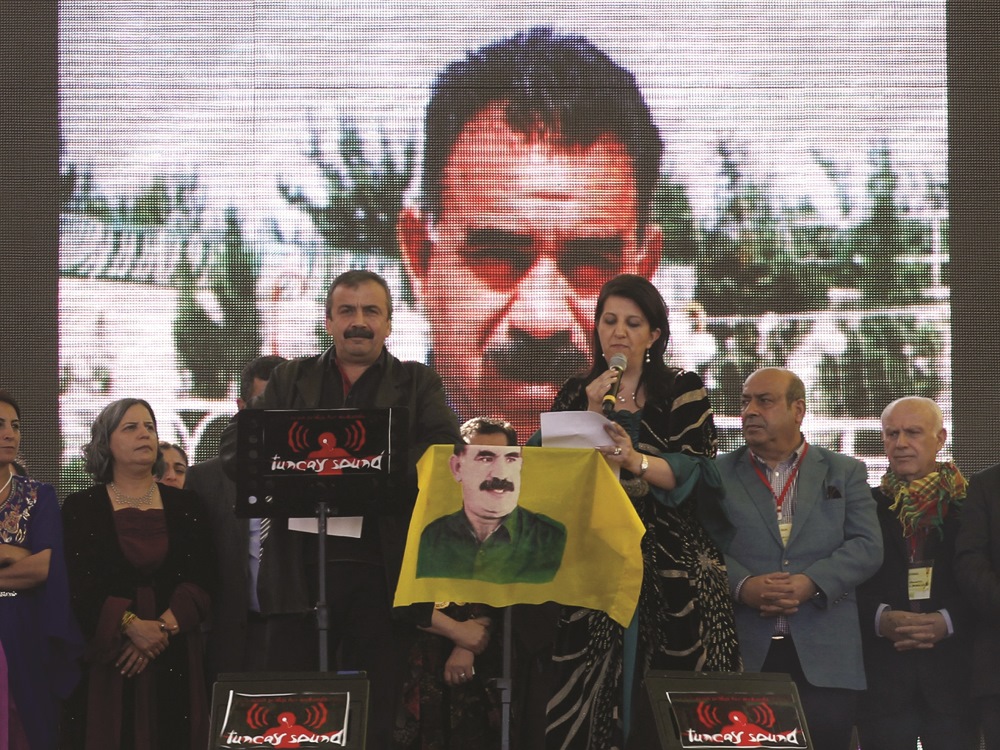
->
[0, 390, 82, 750]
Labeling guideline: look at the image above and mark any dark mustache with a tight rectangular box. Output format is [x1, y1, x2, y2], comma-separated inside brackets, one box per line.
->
[344, 326, 374, 339]
[479, 477, 515, 492]
[483, 330, 589, 383]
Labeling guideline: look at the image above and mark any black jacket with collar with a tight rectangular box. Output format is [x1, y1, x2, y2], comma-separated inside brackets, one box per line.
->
[219, 345, 461, 613]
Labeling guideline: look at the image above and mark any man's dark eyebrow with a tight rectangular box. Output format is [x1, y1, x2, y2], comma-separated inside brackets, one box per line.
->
[465, 229, 532, 248]
[337, 304, 364, 314]
[565, 236, 624, 256]
[473, 449, 500, 458]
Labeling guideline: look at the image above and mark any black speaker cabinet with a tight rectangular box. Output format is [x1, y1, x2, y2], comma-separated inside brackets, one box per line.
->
[208, 671, 369, 749]
[641, 670, 812, 749]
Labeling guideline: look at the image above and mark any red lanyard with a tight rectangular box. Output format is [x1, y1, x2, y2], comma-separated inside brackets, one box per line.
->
[750, 442, 809, 514]
[907, 529, 927, 563]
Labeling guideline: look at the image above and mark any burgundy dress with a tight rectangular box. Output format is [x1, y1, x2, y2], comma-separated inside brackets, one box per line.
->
[61, 484, 212, 750]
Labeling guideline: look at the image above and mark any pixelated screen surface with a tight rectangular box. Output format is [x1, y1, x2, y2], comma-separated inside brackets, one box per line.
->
[57, 1, 947, 490]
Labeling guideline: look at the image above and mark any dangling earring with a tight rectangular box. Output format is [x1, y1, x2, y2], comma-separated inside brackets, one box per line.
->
[645, 348, 651, 364]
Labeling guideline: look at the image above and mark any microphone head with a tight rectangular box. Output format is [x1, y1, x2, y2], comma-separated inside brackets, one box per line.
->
[608, 353, 628, 373]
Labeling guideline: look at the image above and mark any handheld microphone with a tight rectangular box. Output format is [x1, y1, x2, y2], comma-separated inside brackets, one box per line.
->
[602, 354, 628, 415]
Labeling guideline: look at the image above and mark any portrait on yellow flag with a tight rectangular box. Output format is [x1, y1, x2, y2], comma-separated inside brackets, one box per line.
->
[394, 445, 645, 626]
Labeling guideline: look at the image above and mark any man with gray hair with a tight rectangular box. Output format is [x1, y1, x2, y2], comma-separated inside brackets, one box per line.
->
[856, 396, 975, 748]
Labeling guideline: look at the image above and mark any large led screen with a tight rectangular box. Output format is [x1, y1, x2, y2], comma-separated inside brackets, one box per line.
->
[56, 1, 948, 490]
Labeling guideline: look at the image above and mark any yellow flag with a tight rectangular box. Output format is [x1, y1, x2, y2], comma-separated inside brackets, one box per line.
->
[394, 445, 644, 626]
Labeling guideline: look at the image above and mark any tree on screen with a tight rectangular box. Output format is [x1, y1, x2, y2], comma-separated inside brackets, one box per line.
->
[852, 145, 901, 301]
[816, 315, 943, 417]
[60, 166, 204, 283]
[278, 124, 416, 302]
[172, 207, 262, 400]
[695, 141, 827, 315]
[689, 140, 948, 423]
[652, 173, 698, 264]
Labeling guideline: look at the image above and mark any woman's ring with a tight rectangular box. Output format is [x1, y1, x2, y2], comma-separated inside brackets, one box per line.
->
[613, 447, 622, 456]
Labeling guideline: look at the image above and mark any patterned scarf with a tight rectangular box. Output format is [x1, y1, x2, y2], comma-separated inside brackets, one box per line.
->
[882, 461, 967, 539]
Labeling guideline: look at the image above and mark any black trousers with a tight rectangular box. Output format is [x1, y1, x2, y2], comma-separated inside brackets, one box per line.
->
[761, 637, 859, 750]
[980, 695, 1000, 750]
[263, 561, 409, 750]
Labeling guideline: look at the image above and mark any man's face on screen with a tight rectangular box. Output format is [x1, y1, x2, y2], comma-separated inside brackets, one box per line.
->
[401, 105, 660, 436]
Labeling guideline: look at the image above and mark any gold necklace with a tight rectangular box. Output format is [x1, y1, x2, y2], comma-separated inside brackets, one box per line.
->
[108, 481, 156, 507]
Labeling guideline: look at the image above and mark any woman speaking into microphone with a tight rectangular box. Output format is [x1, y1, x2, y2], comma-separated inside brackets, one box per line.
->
[539, 274, 740, 750]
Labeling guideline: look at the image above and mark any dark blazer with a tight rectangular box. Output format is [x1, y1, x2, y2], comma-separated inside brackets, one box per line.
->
[62, 484, 214, 639]
[857, 488, 973, 715]
[954, 463, 1000, 697]
[714, 443, 882, 690]
[219, 346, 461, 614]
[185, 457, 248, 677]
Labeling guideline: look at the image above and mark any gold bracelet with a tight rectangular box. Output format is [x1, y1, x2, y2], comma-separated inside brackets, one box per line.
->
[120, 610, 137, 633]
[637, 455, 649, 477]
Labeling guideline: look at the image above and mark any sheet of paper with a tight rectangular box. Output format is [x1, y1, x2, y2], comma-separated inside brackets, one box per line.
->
[287, 516, 364, 538]
[540, 411, 621, 478]
[540, 410, 614, 448]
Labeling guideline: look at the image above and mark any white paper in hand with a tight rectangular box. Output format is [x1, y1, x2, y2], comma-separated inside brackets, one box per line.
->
[540, 410, 614, 449]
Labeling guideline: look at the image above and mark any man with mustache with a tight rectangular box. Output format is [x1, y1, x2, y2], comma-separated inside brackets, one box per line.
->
[399, 28, 663, 441]
[219, 269, 461, 750]
[710, 367, 882, 750]
[416, 442, 566, 584]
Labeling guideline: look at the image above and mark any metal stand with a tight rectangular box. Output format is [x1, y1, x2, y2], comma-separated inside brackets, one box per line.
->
[315, 499, 330, 672]
[490, 607, 514, 750]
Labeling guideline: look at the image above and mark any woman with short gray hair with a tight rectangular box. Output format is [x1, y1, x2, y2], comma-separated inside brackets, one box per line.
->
[61, 398, 212, 750]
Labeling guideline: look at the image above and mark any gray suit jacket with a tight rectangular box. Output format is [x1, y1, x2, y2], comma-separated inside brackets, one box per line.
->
[714, 443, 882, 690]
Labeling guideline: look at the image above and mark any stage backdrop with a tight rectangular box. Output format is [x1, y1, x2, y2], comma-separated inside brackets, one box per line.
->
[48, 1, 955, 491]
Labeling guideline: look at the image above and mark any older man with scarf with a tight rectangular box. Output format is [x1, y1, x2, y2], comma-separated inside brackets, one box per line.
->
[856, 396, 976, 750]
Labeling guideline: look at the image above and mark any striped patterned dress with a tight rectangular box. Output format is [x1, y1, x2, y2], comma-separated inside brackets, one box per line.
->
[544, 368, 741, 750]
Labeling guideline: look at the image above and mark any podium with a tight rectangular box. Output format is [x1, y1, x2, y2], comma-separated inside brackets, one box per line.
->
[209, 671, 369, 749]
[641, 670, 813, 749]
[235, 407, 409, 519]
[235, 407, 409, 672]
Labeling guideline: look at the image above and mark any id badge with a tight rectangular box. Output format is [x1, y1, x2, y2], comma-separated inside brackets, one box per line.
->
[908, 561, 933, 601]
[778, 521, 793, 547]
